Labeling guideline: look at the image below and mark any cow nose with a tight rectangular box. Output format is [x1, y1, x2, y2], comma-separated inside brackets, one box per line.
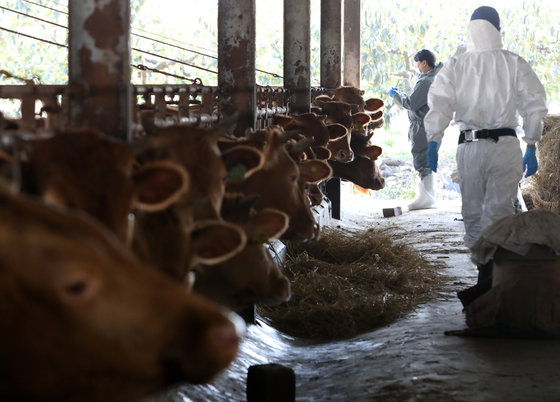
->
[336, 149, 354, 163]
[161, 311, 244, 384]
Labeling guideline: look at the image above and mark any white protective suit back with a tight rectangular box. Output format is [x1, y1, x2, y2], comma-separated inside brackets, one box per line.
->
[425, 19, 548, 146]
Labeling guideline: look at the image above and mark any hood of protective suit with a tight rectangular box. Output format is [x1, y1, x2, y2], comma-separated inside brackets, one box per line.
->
[466, 19, 502, 51]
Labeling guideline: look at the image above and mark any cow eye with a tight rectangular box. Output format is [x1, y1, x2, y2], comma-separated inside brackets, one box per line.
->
[64, 280, 88, 296]
[289, 174, 297, 182]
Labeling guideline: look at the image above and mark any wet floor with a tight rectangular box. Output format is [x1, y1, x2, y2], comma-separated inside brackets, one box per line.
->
[147, 200, 560, 402]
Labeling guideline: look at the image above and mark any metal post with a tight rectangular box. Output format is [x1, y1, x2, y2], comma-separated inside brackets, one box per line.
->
[343, 0, 361, 88]
[68, 0, 132, 141]
[218, 0, 257, 137]
[320, 0, 342, 89]
[320, 0, 342, 218]
[284, 0, 311, 115]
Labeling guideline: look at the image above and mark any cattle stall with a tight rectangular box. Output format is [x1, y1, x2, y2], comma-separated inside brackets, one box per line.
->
[1, 0, 363, 220]
[0, 1, 369, 401]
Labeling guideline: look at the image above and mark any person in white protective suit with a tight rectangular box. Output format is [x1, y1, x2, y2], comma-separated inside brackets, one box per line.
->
[423, 6, 548, 307]
[388, 49, 443, 210]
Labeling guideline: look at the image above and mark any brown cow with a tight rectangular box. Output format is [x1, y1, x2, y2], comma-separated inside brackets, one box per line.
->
[135, 124, 228, 220]
[131, 209, 247, 284]
[326, 122, 354, 163]
[226, 127, 329, 241]
[333, 86, 366, 112]
[194, 201, 291, 310]
[14, 128, 189, 244]
[131, 125, 255, 283]
[329, 146, 385, 191]
[273, 113, 331, 147]
[0, 190, 242, 402]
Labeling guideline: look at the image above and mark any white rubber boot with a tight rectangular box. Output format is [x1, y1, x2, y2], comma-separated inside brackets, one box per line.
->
[408, 174, 437, 210]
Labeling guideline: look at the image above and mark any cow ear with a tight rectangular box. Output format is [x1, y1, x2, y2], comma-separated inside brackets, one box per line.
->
[221, 145, 264, 182]
[243, 208, 289, 243]
[311, 146, 332, 161]
[327, 123, 348, 141]
[361, 145, 383, 160]
[298, 159, 333, 184]
[310, 106, 323, 115]
[352, 112, 372, 127]
[368, 110, 384, 122]
[133, 160, 190, 211]
[190, 220, 247, 266]
[263, 128, 286, 162]
[364, 98, 385, 113]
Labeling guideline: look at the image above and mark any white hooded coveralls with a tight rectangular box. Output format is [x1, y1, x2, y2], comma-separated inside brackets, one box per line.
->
[424, 19, 548, 249]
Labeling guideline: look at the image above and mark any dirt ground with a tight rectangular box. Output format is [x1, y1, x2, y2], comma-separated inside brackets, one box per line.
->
[147, 196, 560, 402]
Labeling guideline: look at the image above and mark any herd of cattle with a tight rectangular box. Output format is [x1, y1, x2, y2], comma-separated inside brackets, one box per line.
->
[0, 85, 386, 401]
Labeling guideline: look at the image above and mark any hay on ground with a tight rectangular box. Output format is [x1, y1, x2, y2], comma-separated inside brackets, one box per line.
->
[526, 114, 560, 212]
[257, 226, 446, 341]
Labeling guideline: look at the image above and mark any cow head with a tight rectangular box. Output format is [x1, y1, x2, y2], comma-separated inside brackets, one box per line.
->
[327, 123, 353, 163]
[329, 146, 385, 191]
[0, 191, 242, 402]
[226, 127, 320, 241]
[194, 202, 291, 310]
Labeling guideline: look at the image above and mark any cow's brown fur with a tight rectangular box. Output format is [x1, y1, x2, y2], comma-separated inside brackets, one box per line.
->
[0, 191, 241, 402]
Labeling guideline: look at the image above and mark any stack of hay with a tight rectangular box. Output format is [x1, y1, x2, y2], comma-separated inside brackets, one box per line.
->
[258, 226, 445, 341]
[526, 114, 560, 212]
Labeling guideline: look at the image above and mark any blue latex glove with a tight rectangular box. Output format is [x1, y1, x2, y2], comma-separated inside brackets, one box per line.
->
[523, 146, 538, 177]
[427, 141, 440, 172]
[387, 87, 398, 98]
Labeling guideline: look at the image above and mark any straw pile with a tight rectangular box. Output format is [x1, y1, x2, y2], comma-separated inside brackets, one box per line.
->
[257, 226, 446, 340]
[526, 115, 560, 212]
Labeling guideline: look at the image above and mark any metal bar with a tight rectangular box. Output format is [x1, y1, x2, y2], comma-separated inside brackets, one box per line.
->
[68, 0, 132, 141]
[343, 0, 361, 88]
[320, 0, 342, 89]
[218, 0, 256, 137]
[133, 85, 218, 96]
[284, 0, 311, 114]
[256, 106, 289, 118]
[0, 85, 67, 97]
[178, 113, 221, 125]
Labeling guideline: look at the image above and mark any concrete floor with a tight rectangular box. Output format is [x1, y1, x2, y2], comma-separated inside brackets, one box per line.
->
[148, 199, 560, 402]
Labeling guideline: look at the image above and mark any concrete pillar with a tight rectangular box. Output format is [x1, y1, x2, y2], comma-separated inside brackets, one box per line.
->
[68, 0, 132, 141]
[218, 0, 257, 137]
[284, 0, 311, 114]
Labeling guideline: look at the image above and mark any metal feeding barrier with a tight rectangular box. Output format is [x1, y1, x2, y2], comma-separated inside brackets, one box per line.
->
[0, 76, 331, 135]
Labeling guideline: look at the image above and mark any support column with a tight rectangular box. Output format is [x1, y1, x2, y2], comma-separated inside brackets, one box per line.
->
[218, 0, 257, 137]
[320, 0, 342, 218]
[68, 0, 132, 141]
[320, 0, 342, 89]
[284, 0, 311, 115]
[343, 0, 361, 88]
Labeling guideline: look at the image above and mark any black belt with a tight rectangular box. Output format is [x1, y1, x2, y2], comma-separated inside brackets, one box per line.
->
[458, 128, 516, 144]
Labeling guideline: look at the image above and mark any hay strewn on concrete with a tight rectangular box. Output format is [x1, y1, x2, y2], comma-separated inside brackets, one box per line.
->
[526, 115, 560, 212]
[257, 226, 446, 340]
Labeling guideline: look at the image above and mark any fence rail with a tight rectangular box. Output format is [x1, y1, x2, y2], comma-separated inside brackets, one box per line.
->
[0, 83, 332, 134]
